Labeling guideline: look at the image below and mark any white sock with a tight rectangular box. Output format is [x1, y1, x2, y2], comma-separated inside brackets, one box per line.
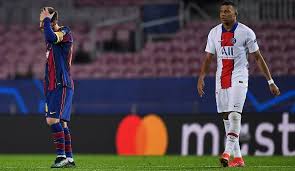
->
[224, 119, 242, 158]
[223, 119, 231, 155]
[223, 119, 237, 156]
[223, 119, 230, 134]
[233, 140, 242, 158]
[67, 157, 74, 162]
[224, 112, 241, 155]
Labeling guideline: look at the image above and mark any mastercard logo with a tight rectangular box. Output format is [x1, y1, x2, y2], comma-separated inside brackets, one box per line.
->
[116, 114, 168, 155]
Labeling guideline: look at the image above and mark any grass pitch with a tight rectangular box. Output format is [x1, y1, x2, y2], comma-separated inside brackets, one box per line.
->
[0, 155, 294, 171]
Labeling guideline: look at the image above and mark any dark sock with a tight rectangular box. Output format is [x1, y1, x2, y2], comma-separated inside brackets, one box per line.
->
[50, 123, 65, 157]
[64, 127, 73, 159]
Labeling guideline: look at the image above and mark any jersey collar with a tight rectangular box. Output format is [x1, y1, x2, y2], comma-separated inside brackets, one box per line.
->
[222, 22, 238, 33]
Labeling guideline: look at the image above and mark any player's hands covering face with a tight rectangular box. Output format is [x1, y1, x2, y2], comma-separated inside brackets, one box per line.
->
[40, 7, 55, 22]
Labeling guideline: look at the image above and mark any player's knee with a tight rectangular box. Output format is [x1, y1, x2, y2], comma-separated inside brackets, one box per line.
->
[229, 112, 241, 121]
[61, 121, 68, 128]
[46, 118, 60, 125]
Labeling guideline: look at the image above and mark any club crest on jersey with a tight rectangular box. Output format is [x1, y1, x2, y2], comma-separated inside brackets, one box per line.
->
[231, 38, 236, 44]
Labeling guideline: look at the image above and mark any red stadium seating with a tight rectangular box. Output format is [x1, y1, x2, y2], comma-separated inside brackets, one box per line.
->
[0, 21, 294, 79]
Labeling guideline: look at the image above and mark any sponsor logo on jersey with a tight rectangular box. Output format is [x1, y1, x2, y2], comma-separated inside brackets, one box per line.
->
[221, 46, 234, 57]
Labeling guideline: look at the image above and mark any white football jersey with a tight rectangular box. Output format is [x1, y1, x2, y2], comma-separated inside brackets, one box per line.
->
[205, 22, 259, 90]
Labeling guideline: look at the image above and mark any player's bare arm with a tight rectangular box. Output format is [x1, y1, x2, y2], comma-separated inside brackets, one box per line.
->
[252, 50, 280, 96]
[197, 52, 214, 97]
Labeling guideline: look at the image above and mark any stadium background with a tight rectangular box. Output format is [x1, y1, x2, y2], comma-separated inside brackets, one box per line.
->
[0, 0, 294, 157]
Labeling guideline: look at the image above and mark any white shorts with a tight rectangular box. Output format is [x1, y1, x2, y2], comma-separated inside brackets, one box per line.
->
[215, 86, 248, 113]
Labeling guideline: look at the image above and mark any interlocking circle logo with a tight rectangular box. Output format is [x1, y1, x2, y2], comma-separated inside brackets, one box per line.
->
[116, 114, 168, 155]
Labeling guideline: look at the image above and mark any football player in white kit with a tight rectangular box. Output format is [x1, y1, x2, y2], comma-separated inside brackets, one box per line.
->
[197, 1, 280, 167]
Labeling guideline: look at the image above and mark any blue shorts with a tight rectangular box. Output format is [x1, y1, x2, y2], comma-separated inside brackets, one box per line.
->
[45, 87, 74, 122]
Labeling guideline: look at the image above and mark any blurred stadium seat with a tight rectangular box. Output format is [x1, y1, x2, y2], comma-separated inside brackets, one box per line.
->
[0, 21, 294, 79]
[0, 0, 293, 80]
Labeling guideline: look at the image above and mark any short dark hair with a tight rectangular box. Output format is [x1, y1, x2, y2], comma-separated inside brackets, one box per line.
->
[221, 1, 236, 7]
[221, 1, 238, 15]
[43, 7, 58, 22]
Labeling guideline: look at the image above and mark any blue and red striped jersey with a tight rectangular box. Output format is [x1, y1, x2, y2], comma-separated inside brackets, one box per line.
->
[43, 17, 74, 93]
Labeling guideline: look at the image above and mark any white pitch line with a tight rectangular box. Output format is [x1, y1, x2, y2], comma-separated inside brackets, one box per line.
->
[35, 166, 48, 169]
[252, 166, 294, 168]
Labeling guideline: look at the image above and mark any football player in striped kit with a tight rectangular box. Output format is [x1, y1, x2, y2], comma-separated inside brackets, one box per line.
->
[40, 7, 75, 168]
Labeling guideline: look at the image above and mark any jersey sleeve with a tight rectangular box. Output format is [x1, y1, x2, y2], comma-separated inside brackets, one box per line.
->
[205, 29, 216, 54]
[246, 28, 259, 53]
[43, 18, 58, 43]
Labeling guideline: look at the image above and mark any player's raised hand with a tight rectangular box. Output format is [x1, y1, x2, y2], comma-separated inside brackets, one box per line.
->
[197, 77, 205, 97]
[40, 7, 55, 21]
[269, 83, 280, 96]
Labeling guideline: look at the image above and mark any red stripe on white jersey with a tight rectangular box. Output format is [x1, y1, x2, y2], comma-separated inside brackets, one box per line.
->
[221, 32, 235, 89]
[221, 32, 234, 46]
[221, 59, 234, 89]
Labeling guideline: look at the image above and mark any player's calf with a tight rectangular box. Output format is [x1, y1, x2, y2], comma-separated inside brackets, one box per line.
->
[62, 122, 75, 166]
